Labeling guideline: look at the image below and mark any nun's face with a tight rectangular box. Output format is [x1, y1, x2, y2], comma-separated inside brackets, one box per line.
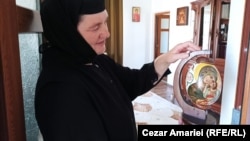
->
[77, 10, 110, 55]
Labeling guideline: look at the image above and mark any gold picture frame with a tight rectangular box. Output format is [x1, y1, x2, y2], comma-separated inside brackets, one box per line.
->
[176, 6, 189, 25]
[132, 7, 140, 22]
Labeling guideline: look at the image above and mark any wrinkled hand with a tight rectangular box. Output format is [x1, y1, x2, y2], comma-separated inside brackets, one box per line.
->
[164, 41, 201, 64]
[154, 41, 200, 79]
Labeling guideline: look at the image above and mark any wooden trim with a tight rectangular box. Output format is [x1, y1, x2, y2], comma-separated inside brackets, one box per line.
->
[191, 0, 215, 46]
[239, 0, 250, 124]
[0, 0, 26, 141]
[235, 1, 248, 109]
[17, 5, 43, 33]
[241, 45, 250, 124]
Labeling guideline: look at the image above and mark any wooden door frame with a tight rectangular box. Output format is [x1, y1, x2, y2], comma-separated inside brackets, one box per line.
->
[0, 0, 26, 140]
[0, 1, 42, 140]
[238, 0, 250, 124]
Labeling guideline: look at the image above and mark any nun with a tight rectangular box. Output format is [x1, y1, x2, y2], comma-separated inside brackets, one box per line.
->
[35, 0, 200, 140]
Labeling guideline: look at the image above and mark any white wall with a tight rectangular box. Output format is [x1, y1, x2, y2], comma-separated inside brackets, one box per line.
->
[220, 0, 246, 124]
[123, 0, 195, 84]
[123, 0, 246, 124]
[123, 0, 153, 69]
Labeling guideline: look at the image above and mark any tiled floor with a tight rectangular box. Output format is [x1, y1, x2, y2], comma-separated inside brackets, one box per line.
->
[150, 78, 174, 102]
[149, 79, 185, 124]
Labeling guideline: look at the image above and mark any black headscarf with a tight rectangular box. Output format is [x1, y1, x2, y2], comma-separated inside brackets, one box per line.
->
[40, 0, 105, 64]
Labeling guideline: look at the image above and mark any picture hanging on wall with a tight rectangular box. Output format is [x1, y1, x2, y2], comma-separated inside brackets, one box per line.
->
[176, 6, 189, 25]
[132, 7, 140, 22]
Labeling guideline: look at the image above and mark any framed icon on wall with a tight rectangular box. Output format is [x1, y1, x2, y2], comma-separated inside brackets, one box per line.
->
[176, 6, 189, 25]
[132, 7, 140, 22]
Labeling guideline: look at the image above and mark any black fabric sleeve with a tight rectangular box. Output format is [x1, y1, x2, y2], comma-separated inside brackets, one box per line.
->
[95, 55, 171, 100]
[115, 61, 171, 100]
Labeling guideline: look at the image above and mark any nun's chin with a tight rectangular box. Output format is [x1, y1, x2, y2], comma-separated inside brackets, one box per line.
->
[96, 49, 106, 55]
[92, 45, 106, 55]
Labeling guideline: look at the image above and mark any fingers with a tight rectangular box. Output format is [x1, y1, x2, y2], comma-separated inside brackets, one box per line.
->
[174, 41, 201, 53]
[165, 50, 190, 63]
[185, 41, 201, 50]
[174, 52, 190, 60]
[164, 41, 201, 63]
[181, 41, 200, 50]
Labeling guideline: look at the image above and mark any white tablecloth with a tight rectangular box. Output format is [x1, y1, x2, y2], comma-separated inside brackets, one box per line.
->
[132, 91, 183, 125]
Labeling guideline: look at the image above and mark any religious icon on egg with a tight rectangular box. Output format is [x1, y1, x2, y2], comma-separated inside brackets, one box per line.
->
[186, 63, 222, 109]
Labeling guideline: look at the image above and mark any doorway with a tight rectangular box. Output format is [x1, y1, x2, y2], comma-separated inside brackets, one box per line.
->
[154, 12, 170, 58]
